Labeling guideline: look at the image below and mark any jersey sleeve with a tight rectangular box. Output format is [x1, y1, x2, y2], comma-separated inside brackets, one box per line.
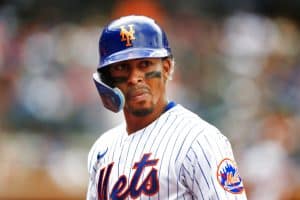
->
[181, 128, 247, 199]
[86, 139, 100, 200]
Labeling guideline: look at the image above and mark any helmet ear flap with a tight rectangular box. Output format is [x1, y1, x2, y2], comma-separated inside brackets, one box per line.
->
[93, 72, 125, 113]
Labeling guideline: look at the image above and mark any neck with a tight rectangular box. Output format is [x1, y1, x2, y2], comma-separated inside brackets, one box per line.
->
[124, 100, 168, 135]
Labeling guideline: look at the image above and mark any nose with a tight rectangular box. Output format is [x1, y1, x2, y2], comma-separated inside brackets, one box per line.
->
[127, 67, 143, 85]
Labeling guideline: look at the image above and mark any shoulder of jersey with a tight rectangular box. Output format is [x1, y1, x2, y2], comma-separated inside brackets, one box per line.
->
[172, 104, 221, 134]
[90, 123, 125, 150]
[87, 123, 125, 168]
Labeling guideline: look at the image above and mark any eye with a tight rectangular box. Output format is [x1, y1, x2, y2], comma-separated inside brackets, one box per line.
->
[111, 63, 129, 72]
[139, 60, 152, 69]
[109, 63, 129, 83]
[113, 77, 127, 84]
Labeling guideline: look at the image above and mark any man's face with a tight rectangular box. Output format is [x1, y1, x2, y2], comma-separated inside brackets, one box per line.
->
[108, 57, 171, 116]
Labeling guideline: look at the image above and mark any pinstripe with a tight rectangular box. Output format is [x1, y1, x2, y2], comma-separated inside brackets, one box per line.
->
[168, 119, 191, 199]
[186, 153, 192, 163]
[157, 115, 179, 173]
[148, 112, 172, 152]
[203, 133, 230, 199]
[194, 171, 205, 200]
[183, 192, 186, 200]
[175, 127, 206, 199]
[139, 118, 160, 156]
[143, 112, 172, 200]
[157, 115, 181, 199]
[127, 128, 145, 182]
[123, 135, 135, 174]
[210, 176, 220, 200]
[111, 131, 124, 163]
[153, 114, 177, 200]
[118, 132, 128, 177]
[153, 115, 177, 157]
[182, 159, 205, 200]
[181, 163, 193, 184]
[177, 164, 183, 199]
[204, 135, 218, 165]
[175, 123, 199, 162]
[194, 152, 210, 189]
[185, 154, 195, 189]
[186, 149, 206, 199]
[117, 134, 127, 177]
[196, 140, 211, 169]
[214, 136, 225, 158]
[194, 139, 225, 199]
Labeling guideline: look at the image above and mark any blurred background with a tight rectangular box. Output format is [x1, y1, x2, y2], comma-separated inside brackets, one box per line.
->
[0, 0, 300, 199]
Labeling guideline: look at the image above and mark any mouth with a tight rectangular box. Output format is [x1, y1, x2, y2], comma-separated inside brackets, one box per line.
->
[127, 87, 151, 102]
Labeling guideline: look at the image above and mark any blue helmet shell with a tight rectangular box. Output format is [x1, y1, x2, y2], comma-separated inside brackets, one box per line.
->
[98, 15, 172, 69]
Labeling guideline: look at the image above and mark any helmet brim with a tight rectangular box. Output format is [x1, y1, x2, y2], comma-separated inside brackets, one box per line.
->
[98, 48, 171, 69]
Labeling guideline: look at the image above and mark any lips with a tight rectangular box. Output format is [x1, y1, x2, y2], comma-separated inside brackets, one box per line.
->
[126, 87, 150, 101]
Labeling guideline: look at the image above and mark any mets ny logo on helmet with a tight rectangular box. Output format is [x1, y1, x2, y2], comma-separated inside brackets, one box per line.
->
[120, 24, 136, 47]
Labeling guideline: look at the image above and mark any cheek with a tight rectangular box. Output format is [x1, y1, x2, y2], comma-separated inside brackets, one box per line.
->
[150, 78, 165, 99]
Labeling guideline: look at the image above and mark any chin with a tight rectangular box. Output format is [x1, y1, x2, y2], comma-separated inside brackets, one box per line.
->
[131, 107, 154, 117]
[127, 102, 154, 116]
[126, 100, 156, 116]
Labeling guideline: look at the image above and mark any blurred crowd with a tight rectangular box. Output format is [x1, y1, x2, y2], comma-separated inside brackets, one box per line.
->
[0, 1, 300, 200]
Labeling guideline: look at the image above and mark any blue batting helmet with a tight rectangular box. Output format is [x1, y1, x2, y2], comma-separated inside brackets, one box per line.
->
[98, 15, 172, 69]
[93, 15, 172, 113]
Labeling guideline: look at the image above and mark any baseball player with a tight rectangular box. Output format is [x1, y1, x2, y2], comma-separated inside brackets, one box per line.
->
[87, 15, 247, 200]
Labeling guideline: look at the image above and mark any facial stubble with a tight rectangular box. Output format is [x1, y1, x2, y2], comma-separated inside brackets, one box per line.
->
[128, 71, 162, 117]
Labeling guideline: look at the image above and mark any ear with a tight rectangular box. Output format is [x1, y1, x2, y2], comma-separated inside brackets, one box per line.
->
[162, 58, 173, 82]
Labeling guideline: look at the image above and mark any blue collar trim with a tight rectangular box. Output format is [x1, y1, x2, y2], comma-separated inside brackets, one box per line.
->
[164, 101, 176, 112]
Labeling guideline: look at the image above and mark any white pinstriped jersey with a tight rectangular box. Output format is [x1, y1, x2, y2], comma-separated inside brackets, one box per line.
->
[87, 104, 247, 200]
